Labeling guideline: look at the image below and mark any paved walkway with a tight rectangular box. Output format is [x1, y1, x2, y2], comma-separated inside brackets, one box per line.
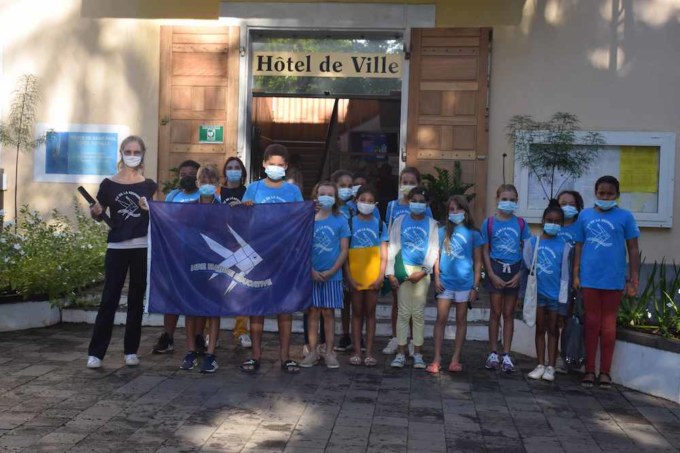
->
[0, 325, 678, 453]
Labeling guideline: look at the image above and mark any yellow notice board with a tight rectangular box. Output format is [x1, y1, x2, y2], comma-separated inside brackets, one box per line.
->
[620, 146, 659, 193]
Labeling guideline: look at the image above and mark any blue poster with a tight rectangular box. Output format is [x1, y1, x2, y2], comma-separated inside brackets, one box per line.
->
[45, 132, 118, 175]
[147, 201, 315, 317]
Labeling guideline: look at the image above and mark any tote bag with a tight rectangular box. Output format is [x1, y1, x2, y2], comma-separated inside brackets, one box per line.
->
[523, 236, 540, 327]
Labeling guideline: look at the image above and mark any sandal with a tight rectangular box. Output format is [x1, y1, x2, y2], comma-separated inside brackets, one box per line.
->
[349, 355, 363, 366]
[581, 372, 596, 388]
[598, 372, 612, 389]
[281, 359, 300, 374]
[240, 358, 260, 373]
[425, 362, 441, 374]
[364, 356, 377, 367]
[448, 362, 463, 373]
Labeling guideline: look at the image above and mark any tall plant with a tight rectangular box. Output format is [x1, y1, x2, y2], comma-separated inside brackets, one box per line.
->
[0, 75, 48, 225]
[422, 161, 474, 221]
[506, 112, 605, 199]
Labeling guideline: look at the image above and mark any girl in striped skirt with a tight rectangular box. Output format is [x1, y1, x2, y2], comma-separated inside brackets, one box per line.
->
[300, 181, 350, 369]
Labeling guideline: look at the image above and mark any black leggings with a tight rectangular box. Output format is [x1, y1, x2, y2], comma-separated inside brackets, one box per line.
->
[88, 248, 147, 359]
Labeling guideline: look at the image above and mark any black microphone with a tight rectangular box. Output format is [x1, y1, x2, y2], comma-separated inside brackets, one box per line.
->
[77, 186, 112, 228]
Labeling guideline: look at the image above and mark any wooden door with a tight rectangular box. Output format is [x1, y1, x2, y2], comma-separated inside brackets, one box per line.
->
[406, 28, 491, 221]
[158, 26, 240, 188]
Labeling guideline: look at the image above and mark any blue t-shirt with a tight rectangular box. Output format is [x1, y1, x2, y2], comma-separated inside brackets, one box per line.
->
[242, 180, 303, 204]
[386, 200, 433, 227]
[527, 236, 567, 300]
[400, 215, 431, 267]
[480, 216, 530, 264]
[312, 214, 351, 281]
[345, 200, 380, 220]
[349, 217, 388, 249]
[558, 222, 579, 246]
[575, 207, 640, 290]
[438, 225, 482, 291]
[165, 189, 200, 203]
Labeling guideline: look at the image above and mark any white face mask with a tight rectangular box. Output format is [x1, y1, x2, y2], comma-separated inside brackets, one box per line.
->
[357, 202, 376, 215]
[122, 155, 142, 168]
[399, 184, 417, 196]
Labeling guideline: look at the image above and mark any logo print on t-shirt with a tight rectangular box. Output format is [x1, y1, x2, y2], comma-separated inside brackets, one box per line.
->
[536, 247, 556, 275]
[354, 227, 378, 248]
[494, 227, 518, 255]
[444, 233, 466, 259]
[115, 192, 141, 220]
[403, 226, 426, 253]
[313, 225, 335, 253]
[587, 221, 613, 249]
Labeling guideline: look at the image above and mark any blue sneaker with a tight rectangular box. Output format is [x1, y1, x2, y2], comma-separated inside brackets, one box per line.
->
[501, 354, 515, 373]
[200, 354, 218, 374]
[485, 352, 500, 370]
[180, 351, 198, 370]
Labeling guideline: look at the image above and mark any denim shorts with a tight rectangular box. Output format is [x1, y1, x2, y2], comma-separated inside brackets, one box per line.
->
[485, 259, 522, 295]
[436, 289, 471, 303]
[557, 301, 569, 317]
[537, 294, 559, 311]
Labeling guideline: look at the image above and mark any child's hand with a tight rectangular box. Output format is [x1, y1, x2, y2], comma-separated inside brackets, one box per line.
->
[138, 197, 149, 211]
[90, 202, 103, 218]
[625, 279, 639, 297]
[469, 288, 478, 302]
[435, 277, 444, 293]
[369, 277, 383, 290]
[507, 272, 520, 288]
[388, 275, 399, 290]
[408, 271, 426, 284]
[489, 274, 505, 289]
[312, 270, 324, 282]
[314, 201, 321, 213]
[349, 278, 361, 291]
[241, 200, 254, 207]
[572, 276, 581, 291]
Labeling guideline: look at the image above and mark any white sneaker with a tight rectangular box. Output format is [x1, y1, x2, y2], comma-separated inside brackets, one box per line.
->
[124, 354, 140, 366]
[302, 344, 311, 358]
[87, 356, 102, 369]
[239, 334, 252, 348]
[324, 351, 340, 369]
[542, 366, 556, 382]
[299, 351, 319, 368]
[383, 337, 399, 354]
[528, 364, 546, 380]
[391, 353, 406, 368]
[412, 353, 426, 369]
[408, 340, 415, 357]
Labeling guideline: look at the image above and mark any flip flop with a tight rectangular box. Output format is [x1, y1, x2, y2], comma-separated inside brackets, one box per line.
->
[281, 359, 300, 374]
[598, 372, 612, 389]
[349, 355, 363, 366]
[240, 358, 259, 373]
[448, 362, 463, 373]
[425, 362, 441, 374]
[581, 372, 596, 388]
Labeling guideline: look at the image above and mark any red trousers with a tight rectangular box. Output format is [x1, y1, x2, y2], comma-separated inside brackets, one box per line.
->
[582, 288, 623, 374]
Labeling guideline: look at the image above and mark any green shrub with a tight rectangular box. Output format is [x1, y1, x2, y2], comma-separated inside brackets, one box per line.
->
[0, 201, 107, 301]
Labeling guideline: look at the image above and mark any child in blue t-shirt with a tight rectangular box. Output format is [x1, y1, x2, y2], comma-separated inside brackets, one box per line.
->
[429, 195, 482, 374]
[386, 186, 439, 369]
[480, 184, 531, 373]
[300, 181, 350, 369]
[523, 200, 571, 383]
[573, 176, 640, 388]
[344, 185, 388, 367]
[240, 144, 304, 374]
[383, 167, 433, 356]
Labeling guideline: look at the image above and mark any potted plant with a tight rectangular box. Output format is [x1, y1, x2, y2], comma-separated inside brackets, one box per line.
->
[422, 161, 474, 221]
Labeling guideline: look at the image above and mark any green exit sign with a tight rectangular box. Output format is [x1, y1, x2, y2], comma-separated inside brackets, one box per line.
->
[199, 125, 224, 143]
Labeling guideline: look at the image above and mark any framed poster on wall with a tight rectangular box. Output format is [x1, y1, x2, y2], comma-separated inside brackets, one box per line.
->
[514, 131, 676, 228]
[34, 124, 130, 183]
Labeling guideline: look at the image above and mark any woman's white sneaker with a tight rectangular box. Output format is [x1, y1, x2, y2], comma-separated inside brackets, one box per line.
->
[124, 354, 140, 366]
[527, 364, 545, 380]
[542, 366, 556, 382]
[87, 356, 102, 369]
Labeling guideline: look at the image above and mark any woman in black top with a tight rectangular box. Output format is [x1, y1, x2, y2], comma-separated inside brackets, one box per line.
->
[86, 135, 157, 369]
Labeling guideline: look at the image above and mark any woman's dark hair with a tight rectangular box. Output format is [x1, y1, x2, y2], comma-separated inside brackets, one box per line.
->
[407, 186, 430, 202]
[595, 175, 620, 194]
[222, 156, 247, 186]
[443, 195, 476, 254]
[542, 198, 564, 223]
[556, 190, 584, 212]
[356, 185, 378, 201]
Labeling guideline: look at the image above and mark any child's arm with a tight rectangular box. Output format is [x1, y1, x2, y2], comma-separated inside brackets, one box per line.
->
[482, 243, 504, 289]
[343, 260, 359, 290]
[626, 237, 640, 296]
[321, 237, 349, 281]
[371, 241, 388, 290]
[572, 242, 582, 290]
[472, 246, 482, 301]
[433, 256, 443, 293]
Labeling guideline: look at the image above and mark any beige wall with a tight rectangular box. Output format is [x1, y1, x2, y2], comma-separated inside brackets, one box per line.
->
[2, 0, 679, 262]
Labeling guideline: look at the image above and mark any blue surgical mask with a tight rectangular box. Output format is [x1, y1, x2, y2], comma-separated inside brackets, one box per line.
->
[226, 169, 242, 182]
[199, 184, 216, 197]
[562, 205, 578, 219]
[543, 223, 561, 236]
[498, 201, 518, 213]
[265, 165, 286, 181]
[318, 195, 335, 210]
[595, 199, 617, 210]
[409, 202, 427, 215]
[449, 212, 466, 224]
[338, 188, 353, 201]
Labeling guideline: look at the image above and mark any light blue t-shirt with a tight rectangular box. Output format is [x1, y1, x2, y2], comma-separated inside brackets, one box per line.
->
[386, 200, 433, 227]
[526, 236, 567, 300]
[242, 180, 303, 204]
[400, 215, 431, 267]
[349, 217, 388, 249]
[575, 207, 640, 290]
[558, 222, 579, 246]
[165, 189, 200, 203]
[438, 225, 482, 291]
[345, 200, 380, 220]
[480, 216, 530, 264]
[312, 214, 351, 281]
